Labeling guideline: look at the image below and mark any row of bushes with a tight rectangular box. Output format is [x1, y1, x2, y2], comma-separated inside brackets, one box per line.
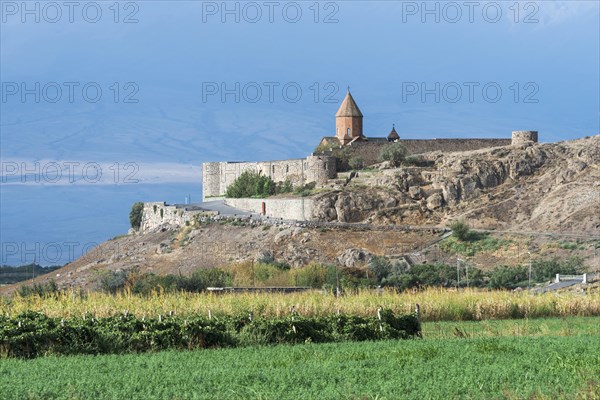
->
[19, 254, 585, 298]
[368, 256, 586, 290]
[96, 267, 233, 295]
[94, 263, 361, 295]
[0, 264, 62, 285]
[0, 310, 421, 358]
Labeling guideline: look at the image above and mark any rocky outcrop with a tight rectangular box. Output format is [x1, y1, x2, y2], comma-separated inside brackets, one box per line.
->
[312, 190, 406, 223]
[310, 136, 600, 232]
[337, 248, 373, 268]
[430, 144, 548, 204]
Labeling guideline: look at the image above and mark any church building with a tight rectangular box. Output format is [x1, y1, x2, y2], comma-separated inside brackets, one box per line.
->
[319, 89, 399, 149]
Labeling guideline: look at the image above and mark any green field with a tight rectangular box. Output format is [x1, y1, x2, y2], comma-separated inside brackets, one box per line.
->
[1, 329, 598, 399]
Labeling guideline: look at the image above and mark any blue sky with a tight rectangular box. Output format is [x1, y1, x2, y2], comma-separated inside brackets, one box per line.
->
[1, 1, 599, 265]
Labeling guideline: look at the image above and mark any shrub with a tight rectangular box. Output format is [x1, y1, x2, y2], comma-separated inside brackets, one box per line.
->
[294, 182, 316, 197]
[314, 142, 337, 153]
[403, 155, 423, 166]
[440, 233, 511, 257]
[378, 143, 407, 167]
[97, 269, 133, 294]
[348, 156, 364, 170]
[292, 263, 336, 288]
[450, 220, 471, 241]
[16, 280, 59, 297]
[198, 269, 233, 287]
[334, 147, 355, 171]
[278, 180, 294, 194]
[129, 202, 144, 230]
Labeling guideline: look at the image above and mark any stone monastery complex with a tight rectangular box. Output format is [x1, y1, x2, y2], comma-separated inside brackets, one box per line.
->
[201, 90, 539, 201]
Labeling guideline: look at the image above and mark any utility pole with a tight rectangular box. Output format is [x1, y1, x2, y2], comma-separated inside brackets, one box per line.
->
[595, 244, 598, 276]
[456, 257, 462, 289]
[527, 251, 532, 290]
[594, 243, 600, 277]
[335, 265, 340, 298]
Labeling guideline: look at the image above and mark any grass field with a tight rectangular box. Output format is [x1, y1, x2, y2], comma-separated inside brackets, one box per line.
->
[1, 334, 598, 399]
[3, 288, 599, 321]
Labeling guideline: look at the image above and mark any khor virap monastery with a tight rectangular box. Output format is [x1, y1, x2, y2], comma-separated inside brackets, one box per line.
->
[201, 90, 538, 201]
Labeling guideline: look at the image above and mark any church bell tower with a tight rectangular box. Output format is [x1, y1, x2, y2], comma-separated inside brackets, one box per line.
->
[335, 88, 363, 145]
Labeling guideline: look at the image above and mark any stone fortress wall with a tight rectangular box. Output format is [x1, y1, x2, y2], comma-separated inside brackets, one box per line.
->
[343, 138, 513, 167]
[140, 202, 215, 232]
[511, 130, 539, 145]
[140, 131, 540, 231]
[324, 131, 538, 168]
[202, 132, 538, 201]
[223, 197, 316, 221]
[202, 155, 336, 200]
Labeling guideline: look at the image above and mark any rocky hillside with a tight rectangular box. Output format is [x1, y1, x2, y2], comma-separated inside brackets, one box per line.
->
[3, 136, 598, 293]
[313, 135, 600, 234]
[1, 223, 443, 293]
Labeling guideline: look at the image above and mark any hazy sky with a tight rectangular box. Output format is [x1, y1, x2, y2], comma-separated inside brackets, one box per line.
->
[1, 1, 599, 265]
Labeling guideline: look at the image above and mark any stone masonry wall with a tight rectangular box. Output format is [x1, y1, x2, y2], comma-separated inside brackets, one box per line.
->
[140, 202, 210, 232]
[224, 198, 316, 221]
[511, 131, 539, 145]
[202, 155, 336, 200]
[341, 138, 512, 167]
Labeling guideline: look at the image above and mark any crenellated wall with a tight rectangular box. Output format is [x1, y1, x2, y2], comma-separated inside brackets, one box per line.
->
[202, 155, 336, 200]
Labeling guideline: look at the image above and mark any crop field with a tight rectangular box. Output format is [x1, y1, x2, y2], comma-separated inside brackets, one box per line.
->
[1, 334, 598, 400]
[422, 316, 600, 339]
[1, 287, 599, 398]
[2, 288, 599, 321]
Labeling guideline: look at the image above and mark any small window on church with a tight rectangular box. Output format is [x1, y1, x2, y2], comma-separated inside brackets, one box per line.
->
[347, 128, 351, 137]
[272, 165, 275, 174]
[286, 165, 289, 173]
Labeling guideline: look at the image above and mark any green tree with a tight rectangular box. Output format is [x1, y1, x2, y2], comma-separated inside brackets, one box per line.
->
[489, 265, 528, 289]
[226, 171, 277, 198]
[378, 143, 407, 167]
[129, 202, 144, 230]
[368, 256, 392, 283]
[532, 256, 582, 282]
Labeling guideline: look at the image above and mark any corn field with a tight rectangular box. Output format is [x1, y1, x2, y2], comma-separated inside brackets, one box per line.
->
[2, 288, 599, 322]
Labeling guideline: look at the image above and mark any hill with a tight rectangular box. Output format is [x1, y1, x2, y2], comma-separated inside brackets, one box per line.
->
[2, 136, 599, 294]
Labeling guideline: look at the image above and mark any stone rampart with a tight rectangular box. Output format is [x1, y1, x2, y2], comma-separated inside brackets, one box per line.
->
[336, 138, 512, 167]
[202, 155, 336, 200]
[511, 131, 539, 145]
[224, 198, 316, 221]
[140, 202, 214, 232]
